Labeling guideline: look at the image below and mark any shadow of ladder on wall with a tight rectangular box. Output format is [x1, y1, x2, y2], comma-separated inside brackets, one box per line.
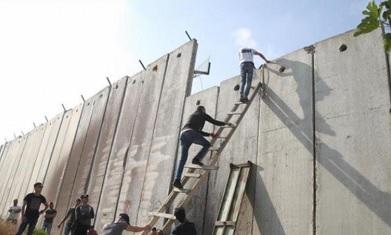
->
[144, 72, 264, 234]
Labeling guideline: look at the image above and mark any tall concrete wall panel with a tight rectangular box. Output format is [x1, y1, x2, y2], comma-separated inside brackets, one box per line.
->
[314, 29, 391, 234]
[49, 105, 83, 235]
[0, 135, 28, 217]
[116, 56, 168, 228]
[253, 49, 314, 235]
[18, 124, 47, 200]
[86, 77, 128, 211]
[54, 92, 99, 232]
[43, 108, 78, 203]
[34, 113, 64, 183]
[136, 40, 197, 226]
[67, 87, 109, 207]
[95, 73, 145, 231]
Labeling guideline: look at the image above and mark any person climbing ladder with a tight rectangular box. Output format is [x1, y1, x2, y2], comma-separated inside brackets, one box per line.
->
[173, 106, 233, 189]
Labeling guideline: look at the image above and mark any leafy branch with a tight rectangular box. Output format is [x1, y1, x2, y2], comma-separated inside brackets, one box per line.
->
[355, 0, 391, 51]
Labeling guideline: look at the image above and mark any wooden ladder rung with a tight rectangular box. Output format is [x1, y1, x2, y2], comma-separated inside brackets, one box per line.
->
[184, 173, 201, 178]
[209, 148, 219, 152]
[215, 221, 236, 226]
[220, 125, 236, 128]
[173, 188, 191, 194]
[184, 164, 218, 170]
[149, 212, 176, 220]
[227, 112, 242, 115]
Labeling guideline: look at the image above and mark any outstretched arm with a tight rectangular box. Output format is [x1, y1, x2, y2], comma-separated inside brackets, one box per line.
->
[126, 224, 151, 232]
[254, 50, 271, 63]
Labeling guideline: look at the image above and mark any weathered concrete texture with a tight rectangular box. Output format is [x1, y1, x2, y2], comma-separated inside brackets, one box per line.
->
[43, 105, 83, 205]
[0, 135, 28, 217]
[254, 49, 314, 235]
[49, 105, 83, 235]
[86, 77, 128, 209]
[204, 73, 261, 235]
[35, 114, 64, 183]
[117, 55, 168, 228]
[136, 40, 198, 226]
[18, 124, 47, 201]
[178, 86, 220, 234]
[67, 87, 109, 207]
[54, 91, 100, 233]
[314, 29, 391, 234]
[95, 72, 145, 232]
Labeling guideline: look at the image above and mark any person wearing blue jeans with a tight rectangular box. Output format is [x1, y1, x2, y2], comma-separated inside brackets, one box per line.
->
[238, 48, 271, 102]
[173, 106, 232, 189]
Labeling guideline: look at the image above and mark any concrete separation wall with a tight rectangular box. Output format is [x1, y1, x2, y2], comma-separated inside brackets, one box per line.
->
[314, 29, 391, 234]
[0, 31, 390, 235]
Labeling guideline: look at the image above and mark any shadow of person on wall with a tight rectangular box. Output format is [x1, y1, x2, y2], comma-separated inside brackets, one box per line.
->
[261, 56, 391, 230]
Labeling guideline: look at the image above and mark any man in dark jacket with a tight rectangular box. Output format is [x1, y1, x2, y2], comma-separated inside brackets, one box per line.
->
[173, 106, 231, 189]
[172, 207, 196, 235]
[74, 195, 94, 235]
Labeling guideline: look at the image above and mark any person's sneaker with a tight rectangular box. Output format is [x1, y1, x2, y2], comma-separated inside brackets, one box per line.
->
[173, 179, 183, 189]
[239, 95, 246, 103]
[192, 159, 204, 167]
[242, 97, 249, 103]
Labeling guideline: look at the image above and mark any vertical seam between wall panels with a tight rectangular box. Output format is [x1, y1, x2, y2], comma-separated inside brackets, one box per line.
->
[201, 85, 220, 235]
[170, 41, 198, 192]
[84, 89, 111, 194]
[311, 49, 317, 235]
[92, 78, 129, 224]
[135, 53, 171, 225]
[42, 112, 66, 183]
[111, 73, 146, 222]
[64, 98, 97, 216]
[381, 26, 391, 111]
[0, 135, 29, 215]
[54, 103, 85, 207]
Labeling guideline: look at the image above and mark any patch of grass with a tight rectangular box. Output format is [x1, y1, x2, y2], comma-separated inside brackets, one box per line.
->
[33, 228, 47, 235]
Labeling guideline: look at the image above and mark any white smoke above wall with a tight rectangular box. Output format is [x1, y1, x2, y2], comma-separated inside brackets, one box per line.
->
[233, 28, 257, 48]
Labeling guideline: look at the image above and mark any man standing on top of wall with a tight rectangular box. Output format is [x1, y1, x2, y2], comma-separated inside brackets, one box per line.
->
[173, 106, 233, 189]
[238, 48, 271, 102]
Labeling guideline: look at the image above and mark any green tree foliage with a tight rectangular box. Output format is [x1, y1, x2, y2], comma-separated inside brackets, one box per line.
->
[355, 0, 391, 51]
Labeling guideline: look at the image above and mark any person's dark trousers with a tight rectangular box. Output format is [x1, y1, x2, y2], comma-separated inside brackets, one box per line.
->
[240, 62, 255, 98]
[74, 223, 90, 235]
[175, 129, 211, 180]
[15, 215, 38, 235]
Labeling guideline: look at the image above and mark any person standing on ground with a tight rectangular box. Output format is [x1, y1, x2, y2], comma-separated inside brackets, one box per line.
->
[6, 199, 22, 224]
[238, 48, 271, 102]
[74, 195, 94, 235]
[171, 207, 196, 235]
[57, 198, 81, 235]
[173, 106, 232, 189]
[42, 202, 57, 235]
[102, 213, 151, 235]
[16, 182, 49, 235]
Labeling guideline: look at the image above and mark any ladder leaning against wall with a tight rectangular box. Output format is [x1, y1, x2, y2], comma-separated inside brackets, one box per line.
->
[144, 68, 265, 234]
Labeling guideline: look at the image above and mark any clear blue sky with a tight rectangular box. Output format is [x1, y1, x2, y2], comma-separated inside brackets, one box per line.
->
[124, 0, 370, 92]
[0, 0, 372, 139]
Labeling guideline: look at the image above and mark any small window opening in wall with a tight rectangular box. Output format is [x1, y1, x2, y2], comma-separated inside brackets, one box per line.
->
[142, 80, 144, 84]
[132, 79, 136, 84]
[100, 94, 103, 98]
[177, 52, 182, 58]
[153, 65, 158, 71]
[196, 100, 201, 105]
[115, 84, 119, 89]
[339, 44, 347, 52]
